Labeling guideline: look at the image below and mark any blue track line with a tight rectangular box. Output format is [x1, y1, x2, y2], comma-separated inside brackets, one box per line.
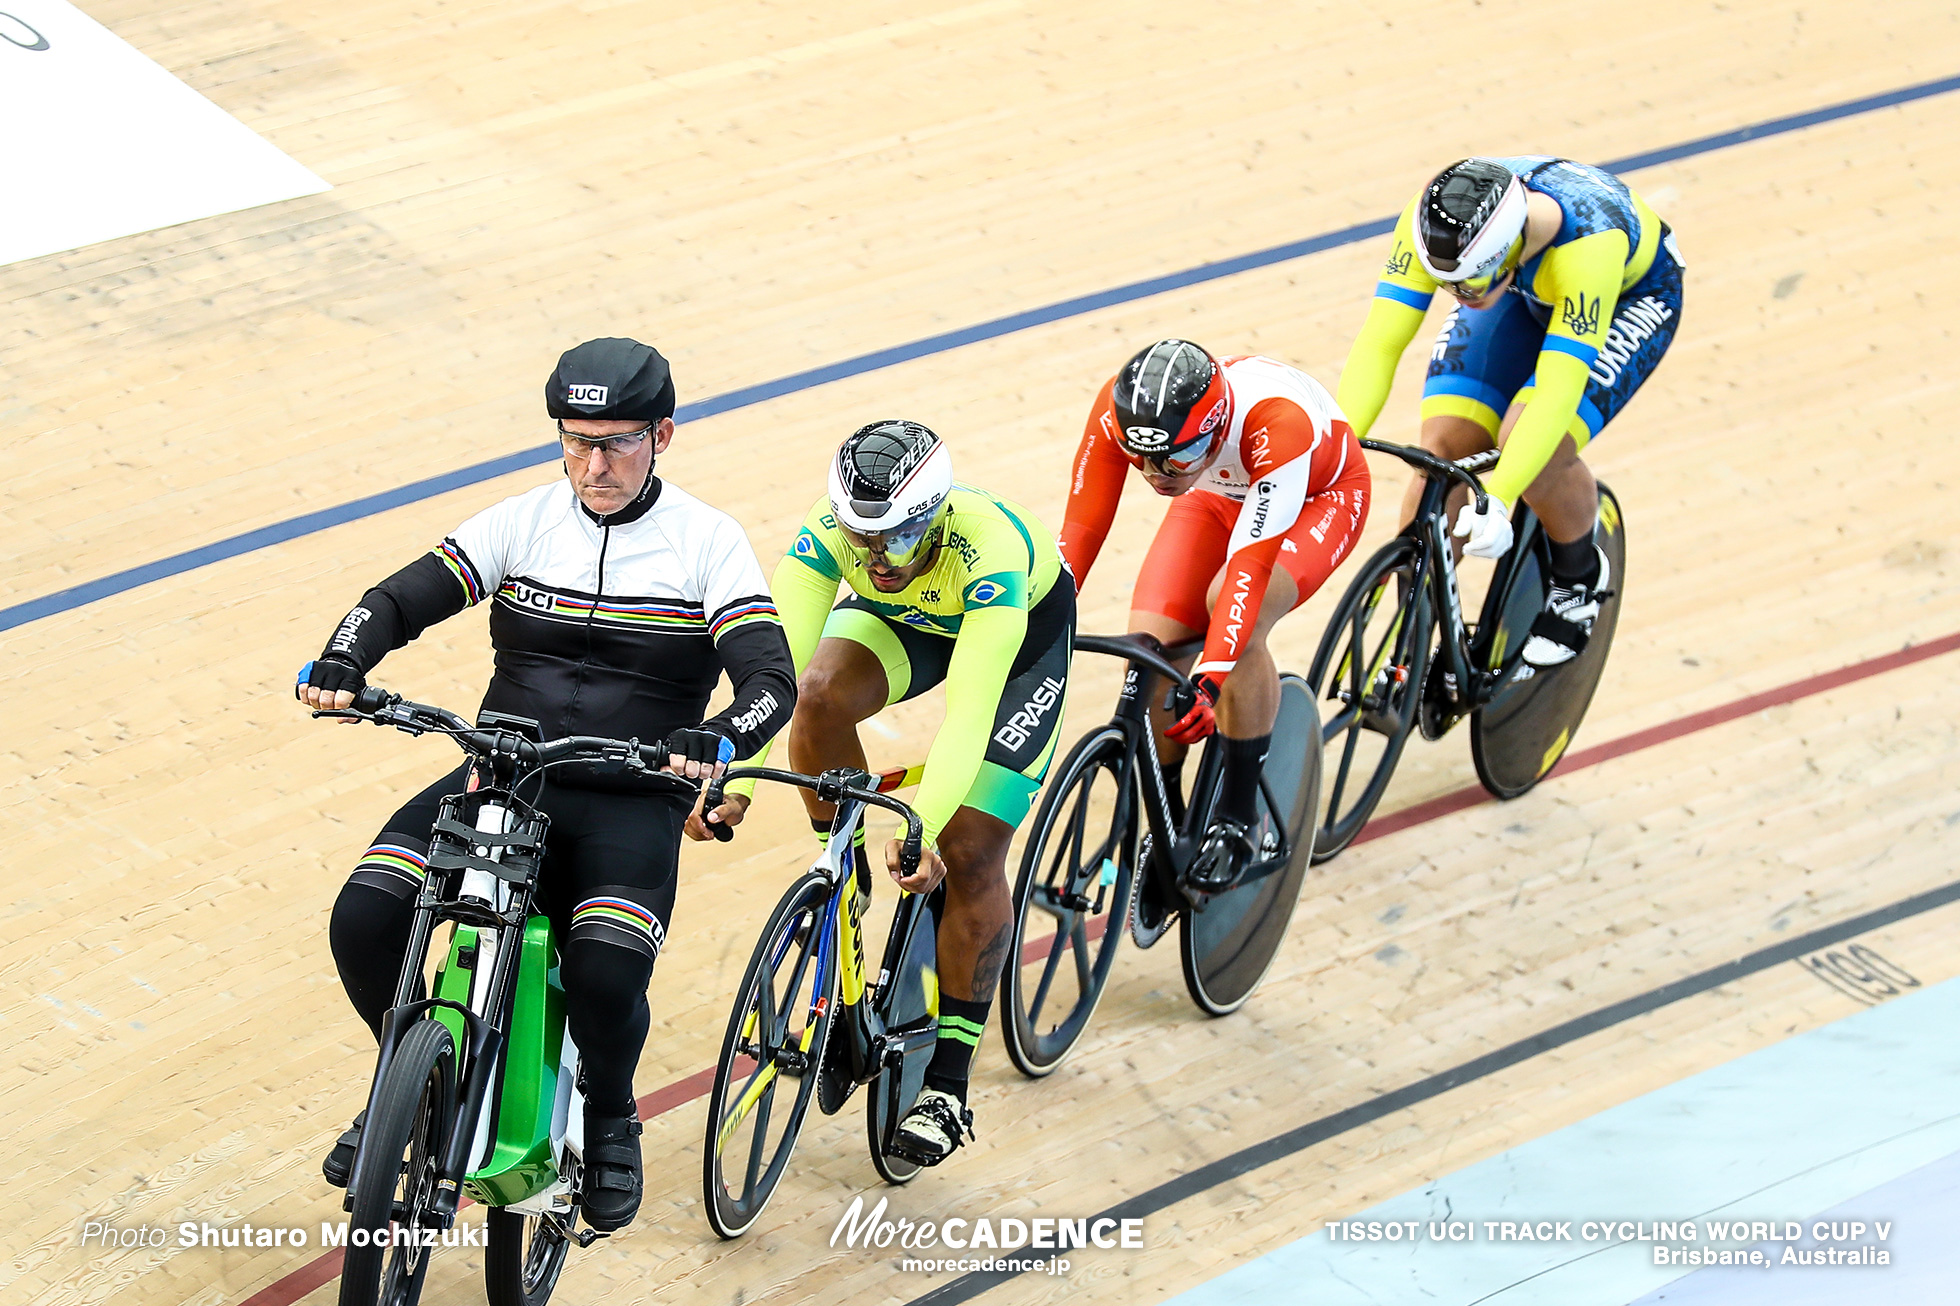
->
[6, 72, 1958, 636]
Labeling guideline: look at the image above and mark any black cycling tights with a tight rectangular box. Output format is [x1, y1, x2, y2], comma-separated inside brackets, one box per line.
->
[329, 765, 682, 1117]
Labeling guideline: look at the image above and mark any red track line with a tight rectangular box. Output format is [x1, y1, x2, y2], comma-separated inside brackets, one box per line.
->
[234, 632, 1958, 1306]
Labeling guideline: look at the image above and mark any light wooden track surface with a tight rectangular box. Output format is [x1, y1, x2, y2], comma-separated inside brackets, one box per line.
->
[4, 2, 1959, 1304]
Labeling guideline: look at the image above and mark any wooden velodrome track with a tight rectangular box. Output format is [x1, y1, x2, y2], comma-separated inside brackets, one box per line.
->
[6, 2, 1960, 1303]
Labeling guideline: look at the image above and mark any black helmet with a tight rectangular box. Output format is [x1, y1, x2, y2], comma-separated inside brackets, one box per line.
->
[545, 338, 676, 422]
[1111, 340, 1232, 469]
[1415, 159, 1528, 286]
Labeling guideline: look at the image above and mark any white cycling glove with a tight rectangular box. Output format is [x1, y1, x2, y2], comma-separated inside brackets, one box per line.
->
[1453, 494, 1514, 559]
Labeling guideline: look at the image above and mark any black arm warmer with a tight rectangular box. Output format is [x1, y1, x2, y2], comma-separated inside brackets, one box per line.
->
[319, 551, 471, 673]
[704, 621, 798, 760]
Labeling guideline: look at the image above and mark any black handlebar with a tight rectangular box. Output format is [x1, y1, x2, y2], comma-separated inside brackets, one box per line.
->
[1360, 438, 1493, 510]
[313, 686, 689, 792]
[703, 766, 927, 879]
[1073, 632, 1200, 686]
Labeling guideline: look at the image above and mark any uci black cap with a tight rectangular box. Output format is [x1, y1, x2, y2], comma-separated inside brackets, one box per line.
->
[545, 337, 676, 422]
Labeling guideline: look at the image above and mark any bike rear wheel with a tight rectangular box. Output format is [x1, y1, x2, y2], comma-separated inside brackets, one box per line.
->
[1470, 486, 1627, 799]
[702, 873, 837, 1238]
[1306, 536, 1431, 861]
[1178, 674, 1322, 1016]
[484, 1207, 570, 1306]
[1001, 725, 1136, 1078]
[867, 892, 941, 1184]
[341, 1018, 457, 1306]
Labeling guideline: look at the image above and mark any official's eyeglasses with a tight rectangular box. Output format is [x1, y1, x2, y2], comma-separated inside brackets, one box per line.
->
[558, 422, 654, 459]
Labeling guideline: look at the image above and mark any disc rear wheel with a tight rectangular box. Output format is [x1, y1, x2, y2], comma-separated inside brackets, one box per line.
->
[1470, 486, 1627, 799]
[1177, 675, 1321, 1016]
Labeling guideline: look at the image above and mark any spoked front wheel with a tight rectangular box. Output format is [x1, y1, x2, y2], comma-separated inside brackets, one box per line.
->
[484, 1206, 571, 1306]
[1305, 536, 1431, 862]
[1000, 725, 1136, 1078]
[341, 1018, 457, 1306]
[702, 873, 838, 1238]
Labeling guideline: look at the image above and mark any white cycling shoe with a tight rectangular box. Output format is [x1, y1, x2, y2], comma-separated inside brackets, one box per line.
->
[892, 1088, 974, 1165]
[1522, 548, 1611, 668]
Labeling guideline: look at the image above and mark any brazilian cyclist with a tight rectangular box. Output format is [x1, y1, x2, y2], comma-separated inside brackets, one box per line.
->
[1338, 156, 1683, 665]
[295, 338, 796, 1232]
[1060, 340, 1369, 928]
[691, 420, 1073, 1165]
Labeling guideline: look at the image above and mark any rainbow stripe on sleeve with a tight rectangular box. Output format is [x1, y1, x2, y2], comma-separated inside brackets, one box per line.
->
[354, 841, 428, 888]
[434, 540, 488, 605]
[709, 597, 782, 641]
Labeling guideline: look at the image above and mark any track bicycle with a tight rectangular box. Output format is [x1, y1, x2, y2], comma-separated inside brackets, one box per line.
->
[999, 633, 1323, 1076]
[311, 681, 693, 1306]
[697, 763, 937, 1238]
[1306, 440, 1627, 860]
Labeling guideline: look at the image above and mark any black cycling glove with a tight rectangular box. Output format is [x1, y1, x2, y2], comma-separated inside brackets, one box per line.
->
[296, 655, 366, 701]
[667, 726, 735, 771]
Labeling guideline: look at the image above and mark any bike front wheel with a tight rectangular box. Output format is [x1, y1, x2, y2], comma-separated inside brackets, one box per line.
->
[341, 1018, 457, 1306]
[484, 1206, 570, 1306]
[702, 873, 838, 1239]
[1000, 725, 1136, 1078]
[1305, 535, 1431, 862]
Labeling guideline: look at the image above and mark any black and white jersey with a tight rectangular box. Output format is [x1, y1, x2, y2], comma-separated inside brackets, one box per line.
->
[323, 475, 795, 788]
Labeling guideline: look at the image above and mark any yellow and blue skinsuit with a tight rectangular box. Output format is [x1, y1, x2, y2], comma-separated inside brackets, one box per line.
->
[1338, 157, 1684, 505]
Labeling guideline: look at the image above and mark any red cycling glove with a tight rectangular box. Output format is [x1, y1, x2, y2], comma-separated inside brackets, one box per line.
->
[1165, 673, 1222, 745]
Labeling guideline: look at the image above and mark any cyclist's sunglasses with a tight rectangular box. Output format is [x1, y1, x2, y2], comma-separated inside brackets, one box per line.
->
[839, 512, 942, 569]
[1440, 236, 1524, 302]
[558, 421, 655, 458]
[1137, 428, 1222, 477]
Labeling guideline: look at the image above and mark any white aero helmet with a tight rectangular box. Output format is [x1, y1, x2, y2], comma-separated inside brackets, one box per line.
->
[827, 419, 953, 568]
[1414, 158, 1529, 288]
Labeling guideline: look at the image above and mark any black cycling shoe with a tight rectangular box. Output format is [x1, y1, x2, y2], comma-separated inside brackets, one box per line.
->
[1183, 820, 1258, 897]
[581, 1110, 644, 1232]
[322, 1110, 366, 1189]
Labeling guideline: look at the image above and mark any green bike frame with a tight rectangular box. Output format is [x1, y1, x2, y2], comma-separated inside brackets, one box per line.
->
[431, 915, 572, 1207]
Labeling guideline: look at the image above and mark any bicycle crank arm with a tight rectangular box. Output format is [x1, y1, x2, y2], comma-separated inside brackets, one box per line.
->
[544, 1211, 609, 1247]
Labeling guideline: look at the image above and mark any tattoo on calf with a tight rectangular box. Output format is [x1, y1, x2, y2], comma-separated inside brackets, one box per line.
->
[972, 921, 1013, 1003]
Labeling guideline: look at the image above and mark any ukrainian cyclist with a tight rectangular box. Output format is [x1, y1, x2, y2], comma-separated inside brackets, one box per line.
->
[1337, 156, 1684, 666]
[1060, 340, 1369, 928]
[691, 420, 1073, 1165]
[295, 338, 796, 1232]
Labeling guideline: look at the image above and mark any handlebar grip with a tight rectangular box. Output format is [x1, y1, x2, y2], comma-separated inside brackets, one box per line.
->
[899, 827, 922, 880]
[352, 686, 394, 715]
[701, 772, 736, 841]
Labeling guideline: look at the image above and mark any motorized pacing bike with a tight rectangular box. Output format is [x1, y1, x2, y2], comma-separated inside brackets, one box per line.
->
[998, 633, 1324, 1076]
[1306, 441, 1628, 861]
[697, 762, 938, 1238]
[311, 682, 694, 1306]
